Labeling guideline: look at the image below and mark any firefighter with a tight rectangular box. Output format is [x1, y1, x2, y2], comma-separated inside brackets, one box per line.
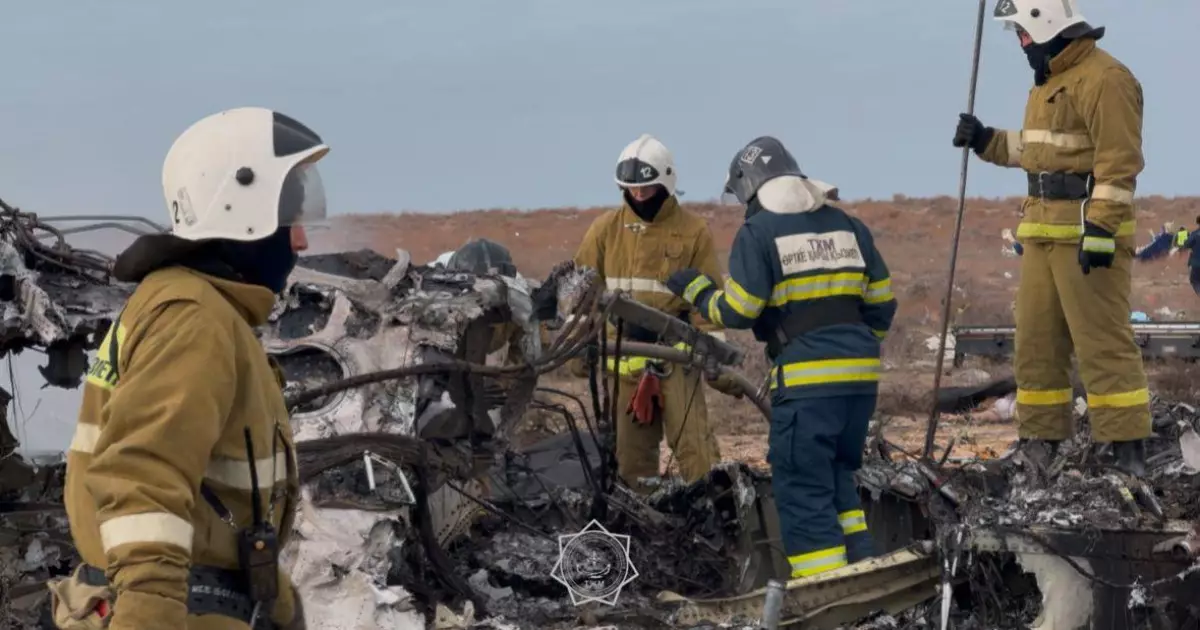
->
[573, 133, 735, 490]
[54, 107, 323, 630]
[666, 136, 897, 577]
[952, 0, 1150, 475]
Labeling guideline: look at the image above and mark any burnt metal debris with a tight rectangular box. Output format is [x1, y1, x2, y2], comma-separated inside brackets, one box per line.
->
[2, 198, 1200, 629]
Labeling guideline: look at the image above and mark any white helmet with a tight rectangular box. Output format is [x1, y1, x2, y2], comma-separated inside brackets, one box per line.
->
[162, 107, 330, 243]
[614, 134, 677, 197]
[993, 0, 1097, 45]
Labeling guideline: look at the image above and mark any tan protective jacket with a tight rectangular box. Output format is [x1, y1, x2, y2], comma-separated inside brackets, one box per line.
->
[574, 196, 726, 349]
[979, 38, 1143, 245]
[64, 266, 300, 628]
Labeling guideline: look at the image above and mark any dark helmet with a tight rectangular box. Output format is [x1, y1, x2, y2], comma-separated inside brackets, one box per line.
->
[447, 238, 517, 277]
[722, 136, 808, 206]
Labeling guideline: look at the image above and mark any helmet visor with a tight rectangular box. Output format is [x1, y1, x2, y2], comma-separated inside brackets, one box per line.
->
[718, 172, 743, 206]
[278, 162, 327, 227]
[615, 158, 661, 187]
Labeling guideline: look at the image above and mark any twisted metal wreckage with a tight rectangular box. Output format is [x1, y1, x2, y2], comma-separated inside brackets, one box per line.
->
[1, 198, 1200, 629]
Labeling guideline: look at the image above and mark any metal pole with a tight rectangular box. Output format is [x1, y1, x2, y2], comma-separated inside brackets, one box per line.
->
[922, 0, 989, 461]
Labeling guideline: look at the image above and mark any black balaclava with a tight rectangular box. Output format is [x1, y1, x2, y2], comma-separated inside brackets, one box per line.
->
[1023, 33, 1072, 86]
[624, 185, 670, 222]
[112, 226, 297, 294]
[206, 225, 298, 293]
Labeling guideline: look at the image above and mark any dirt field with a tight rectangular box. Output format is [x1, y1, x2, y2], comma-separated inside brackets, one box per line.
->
[318, 195, 1200, 469]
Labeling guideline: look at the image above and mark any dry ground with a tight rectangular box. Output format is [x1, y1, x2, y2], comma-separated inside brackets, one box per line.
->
[315, 195, 1200, 470]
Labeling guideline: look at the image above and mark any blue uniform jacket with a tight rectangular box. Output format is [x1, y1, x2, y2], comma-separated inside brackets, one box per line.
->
[685, 201, 897, 401]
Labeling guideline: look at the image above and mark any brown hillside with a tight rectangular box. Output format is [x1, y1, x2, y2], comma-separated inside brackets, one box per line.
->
[316, 196, 1200, 466]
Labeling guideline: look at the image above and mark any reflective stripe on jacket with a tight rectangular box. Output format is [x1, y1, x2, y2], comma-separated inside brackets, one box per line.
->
[65, 266, 300, 627]
[574, 196, 727, 372]
[979, 38, 1143, 245]
[689, 185, 897, 399]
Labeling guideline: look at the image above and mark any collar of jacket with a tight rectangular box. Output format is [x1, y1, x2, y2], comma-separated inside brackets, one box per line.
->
[1049, 37, 1097, 76]
[756, 175, 828, 215]
[621, 194, 681, 225]
[182, 267, 277, 327]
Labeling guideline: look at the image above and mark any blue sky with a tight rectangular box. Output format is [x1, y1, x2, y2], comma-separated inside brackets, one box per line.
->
[4, 0, 1198, 453]
[4, 0, 1197, 220]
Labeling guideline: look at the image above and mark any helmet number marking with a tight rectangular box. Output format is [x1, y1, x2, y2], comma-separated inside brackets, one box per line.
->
[640, 166, 653, 180]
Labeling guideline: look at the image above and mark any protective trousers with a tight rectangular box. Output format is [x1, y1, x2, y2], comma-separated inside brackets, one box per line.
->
[1015, 242, 1151, 442]
[1190, 266, 1200, 297]
[611, 365, 721, 490]
[768, 395, 877, 578]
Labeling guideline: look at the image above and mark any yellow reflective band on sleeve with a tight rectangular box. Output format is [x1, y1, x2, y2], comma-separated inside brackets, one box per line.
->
[1082, 236, 1115, 254]
[1016, 388, 1073, 406]
[769, 358, 881, 389]
[85, 322, 128, 391]
[863, 279, 894, 305]
[1003, 129, 1024, 166]
[871, 329, 886, 340]
[69, 423, 101, 454]
[605, 277, 673, 295]
[204, 456, 289, 491]
[838, 509, 868, 535]
[1087, 388, 1150, 409]
[789, 545, 848, 578]
[1092, 184, 1135, 205]
[99, 512, 194, 554]
[1015, 220, 1136, 240]
[725, 279, 765, 317]
[606, 355, 650, 377]
[707, 293, 726, 327]
[682, 275, 714, 304]
[1021, 129, 1094, 150]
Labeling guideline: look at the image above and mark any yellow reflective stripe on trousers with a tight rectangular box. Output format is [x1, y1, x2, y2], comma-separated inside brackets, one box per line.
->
[1016, 388, 1073, 405]
[682, 275, 714, 303]
[769, 272, 867, 307]
[839, 509, 867, 535]
[99, 512, 194, 553]
[789, 545, 848, 578]
[605, 276, 672, 295]
[871, 329, 886, 340]
[770, 358, 881, 389]
[725, 278, 765, 317]
[1015, 220, 1136, 240]
[1087, 388, 1150, 409]
[863, 279, 893, 304]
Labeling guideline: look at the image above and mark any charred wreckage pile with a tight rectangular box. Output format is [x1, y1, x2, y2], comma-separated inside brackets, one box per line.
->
[1, 198, 1200, 629]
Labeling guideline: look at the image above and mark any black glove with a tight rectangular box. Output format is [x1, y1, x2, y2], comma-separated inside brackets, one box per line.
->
[952, 113, 995, 154]
[665, 268, 712, 304]
[1078, 222, 1116, 275]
